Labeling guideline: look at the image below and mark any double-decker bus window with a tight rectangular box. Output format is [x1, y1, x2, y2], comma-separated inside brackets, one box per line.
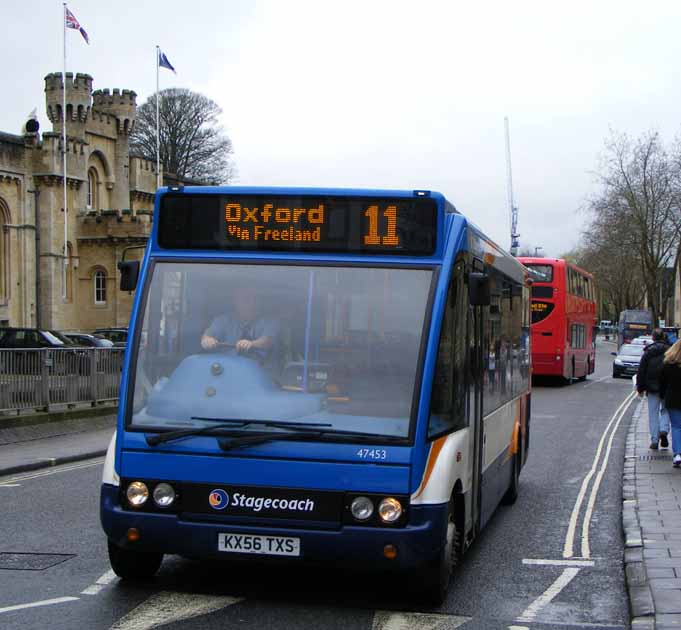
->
[429, 262, 467, 437]
[526, 264, 553, 283]
[571, 324, 586, 349]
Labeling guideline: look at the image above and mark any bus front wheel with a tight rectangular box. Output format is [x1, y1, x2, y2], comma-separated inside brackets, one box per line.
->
[417, 502, 459, 606]
[108, 541, 163, 580]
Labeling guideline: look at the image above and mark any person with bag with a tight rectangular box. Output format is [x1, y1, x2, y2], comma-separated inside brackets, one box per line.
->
[637, 329, 671, 450]
[659, 339, 681, 467]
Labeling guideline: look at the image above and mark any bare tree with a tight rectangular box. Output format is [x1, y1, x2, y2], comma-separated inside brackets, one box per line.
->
[587, 131, 681, 322]
[131, 88, 235, 184]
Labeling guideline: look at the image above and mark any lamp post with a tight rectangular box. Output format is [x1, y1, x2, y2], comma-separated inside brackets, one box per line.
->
[534, 246, 543, 257]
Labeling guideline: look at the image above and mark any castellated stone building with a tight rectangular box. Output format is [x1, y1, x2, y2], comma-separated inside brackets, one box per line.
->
[0, 72, 158, 331]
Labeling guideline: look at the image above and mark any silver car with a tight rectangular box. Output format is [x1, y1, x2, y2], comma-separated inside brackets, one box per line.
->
[612, 344, 645, 378]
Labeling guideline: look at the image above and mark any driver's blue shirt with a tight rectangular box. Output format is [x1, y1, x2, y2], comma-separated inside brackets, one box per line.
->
[204, 314, 280, 362]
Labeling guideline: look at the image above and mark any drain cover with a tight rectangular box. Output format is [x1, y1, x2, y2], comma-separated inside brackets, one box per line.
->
[638, 454, 673, 461]
[0, 552, 75, 570]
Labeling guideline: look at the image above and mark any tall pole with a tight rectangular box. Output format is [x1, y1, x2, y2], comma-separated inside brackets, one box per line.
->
[62, 3, 68, 300]
[156, 45, 160, 189]
[505, 116, 519, 257]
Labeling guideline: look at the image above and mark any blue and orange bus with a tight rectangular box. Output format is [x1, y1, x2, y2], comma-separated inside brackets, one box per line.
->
[101, 187, 531, 603]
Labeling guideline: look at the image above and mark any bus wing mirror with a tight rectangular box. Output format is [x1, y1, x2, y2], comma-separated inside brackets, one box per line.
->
[118, 260, 140, 292]
[469, 272, 491, 306]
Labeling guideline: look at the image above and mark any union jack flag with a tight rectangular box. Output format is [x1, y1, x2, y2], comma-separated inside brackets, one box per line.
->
[65, 8, 89, 44]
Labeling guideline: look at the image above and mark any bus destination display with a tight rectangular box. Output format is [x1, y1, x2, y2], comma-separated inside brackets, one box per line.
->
[159, 194, 437, 255]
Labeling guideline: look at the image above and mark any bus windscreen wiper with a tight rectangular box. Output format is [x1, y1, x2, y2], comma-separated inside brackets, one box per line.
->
[145, 418, 332, 446]
[218, 428, 406, 451]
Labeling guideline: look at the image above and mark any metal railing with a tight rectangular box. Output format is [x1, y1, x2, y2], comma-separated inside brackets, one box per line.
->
[0, 348, 125, 414]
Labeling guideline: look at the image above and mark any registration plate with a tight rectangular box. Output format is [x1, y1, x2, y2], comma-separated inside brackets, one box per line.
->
[218, 533, 301, 557]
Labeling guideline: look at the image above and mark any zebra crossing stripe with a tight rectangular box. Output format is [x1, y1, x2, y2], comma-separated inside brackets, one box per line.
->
[372, 611, 471, 630]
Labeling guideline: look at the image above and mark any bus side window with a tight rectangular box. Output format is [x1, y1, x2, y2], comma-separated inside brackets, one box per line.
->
[428, 262, 467, 438]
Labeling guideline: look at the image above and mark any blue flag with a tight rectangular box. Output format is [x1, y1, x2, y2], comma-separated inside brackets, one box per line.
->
[158, 49, 176, 73]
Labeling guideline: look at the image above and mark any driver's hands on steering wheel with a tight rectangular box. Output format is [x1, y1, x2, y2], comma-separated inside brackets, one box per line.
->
[236, 339, 253, 353]
[200, 335, 219, 350]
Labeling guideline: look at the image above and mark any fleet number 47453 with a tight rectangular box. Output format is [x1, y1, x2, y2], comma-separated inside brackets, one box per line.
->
[356, 448, 387, 460]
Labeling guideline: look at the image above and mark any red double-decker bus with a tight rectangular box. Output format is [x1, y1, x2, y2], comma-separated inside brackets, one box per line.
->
[518, 258, 597, 381]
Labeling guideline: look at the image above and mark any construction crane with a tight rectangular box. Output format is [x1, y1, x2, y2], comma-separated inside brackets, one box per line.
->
[504, 116, 520, 256]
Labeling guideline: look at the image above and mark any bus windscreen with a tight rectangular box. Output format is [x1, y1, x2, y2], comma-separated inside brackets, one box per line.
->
[158, 194, 437, 255]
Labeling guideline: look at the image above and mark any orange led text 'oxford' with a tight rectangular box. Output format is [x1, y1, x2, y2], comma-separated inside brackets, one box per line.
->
[224, 201, 402, 247]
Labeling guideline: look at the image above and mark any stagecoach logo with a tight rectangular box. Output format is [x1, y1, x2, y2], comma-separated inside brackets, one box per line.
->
[209, 489, 229, 510]
[207, 487, 316, 513]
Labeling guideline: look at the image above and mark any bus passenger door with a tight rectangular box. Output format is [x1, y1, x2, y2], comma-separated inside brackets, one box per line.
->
[468, 301, 485, 540]
[467, 270, 486, 541]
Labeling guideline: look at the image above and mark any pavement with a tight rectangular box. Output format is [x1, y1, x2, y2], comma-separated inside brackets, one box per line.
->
[0, 413, 116, 476]
[624, 396, 681, 629]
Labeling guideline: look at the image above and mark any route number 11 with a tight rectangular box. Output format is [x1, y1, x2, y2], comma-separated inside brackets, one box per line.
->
[364, 205, 399, 247]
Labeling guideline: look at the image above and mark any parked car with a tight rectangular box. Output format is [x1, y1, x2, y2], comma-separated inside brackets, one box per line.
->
[612, 344, 645, 378]
[0, 328, 87, 374]
[63, 332, 114, 348]
[92, 328, 127, 347]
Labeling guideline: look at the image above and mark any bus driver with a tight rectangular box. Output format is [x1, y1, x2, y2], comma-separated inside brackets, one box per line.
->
[200, 286, 280, 364]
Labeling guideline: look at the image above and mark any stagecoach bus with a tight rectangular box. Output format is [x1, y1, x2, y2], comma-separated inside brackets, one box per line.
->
[518, 257, 596, 381]
[101, 187, 531, 603]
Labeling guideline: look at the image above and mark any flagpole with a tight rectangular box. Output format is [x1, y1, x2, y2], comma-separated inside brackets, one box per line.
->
[62, 2, 68, 300]
[156, 45, 160, 189]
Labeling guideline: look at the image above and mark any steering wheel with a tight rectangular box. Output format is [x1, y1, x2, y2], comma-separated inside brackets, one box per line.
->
[201, 341, 260, 361]
[201, 341, 236, 353]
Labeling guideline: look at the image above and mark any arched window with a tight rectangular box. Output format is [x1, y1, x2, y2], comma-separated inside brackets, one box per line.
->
[0, 200, 9, 304]
[65, 243, 73, 302]
[94, 269, 107, 305]
[87, 168, 98, 210]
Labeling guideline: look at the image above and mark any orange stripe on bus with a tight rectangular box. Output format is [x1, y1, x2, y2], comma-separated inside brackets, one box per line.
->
[508, 399, 522, 457]
[413, 435, 447, 499]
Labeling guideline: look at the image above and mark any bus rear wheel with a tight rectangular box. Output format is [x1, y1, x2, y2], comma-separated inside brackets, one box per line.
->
[417, 502, 459, 606]
[108, 541, 163, 580]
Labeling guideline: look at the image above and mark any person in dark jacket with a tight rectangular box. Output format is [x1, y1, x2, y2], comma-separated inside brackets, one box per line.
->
[637, 329, 671, 450]
[659, 339, 681, 467]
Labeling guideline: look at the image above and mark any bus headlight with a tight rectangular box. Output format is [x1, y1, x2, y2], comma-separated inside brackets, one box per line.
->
[126, 481, 149, 507]
[153, 483, 176, 507]
[350, 496, 374, 521]
[378, 497, 403, 523]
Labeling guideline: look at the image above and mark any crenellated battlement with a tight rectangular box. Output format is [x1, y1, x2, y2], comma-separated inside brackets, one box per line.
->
[92, 88, 137, 136]
[92, 88, 137, 109]
[44, 72, 93, 93]
[45, 72, 92, 134]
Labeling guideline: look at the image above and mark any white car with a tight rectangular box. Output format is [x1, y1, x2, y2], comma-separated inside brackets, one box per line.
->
[631, 336, 653, 346]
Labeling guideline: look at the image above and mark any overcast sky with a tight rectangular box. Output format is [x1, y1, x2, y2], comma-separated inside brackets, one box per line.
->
[3, 0, 681, 256]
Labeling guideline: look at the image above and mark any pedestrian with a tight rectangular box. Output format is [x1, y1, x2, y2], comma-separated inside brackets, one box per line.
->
[659, 338, 681, 467]
[637, 329, 671, 450]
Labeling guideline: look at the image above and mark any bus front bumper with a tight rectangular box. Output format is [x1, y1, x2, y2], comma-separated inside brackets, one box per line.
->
[100, 484, 447, 572]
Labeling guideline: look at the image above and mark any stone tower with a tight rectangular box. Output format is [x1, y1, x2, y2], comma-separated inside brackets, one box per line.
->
[92, 88, 137, 210]
[44, 72, 93, 139]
